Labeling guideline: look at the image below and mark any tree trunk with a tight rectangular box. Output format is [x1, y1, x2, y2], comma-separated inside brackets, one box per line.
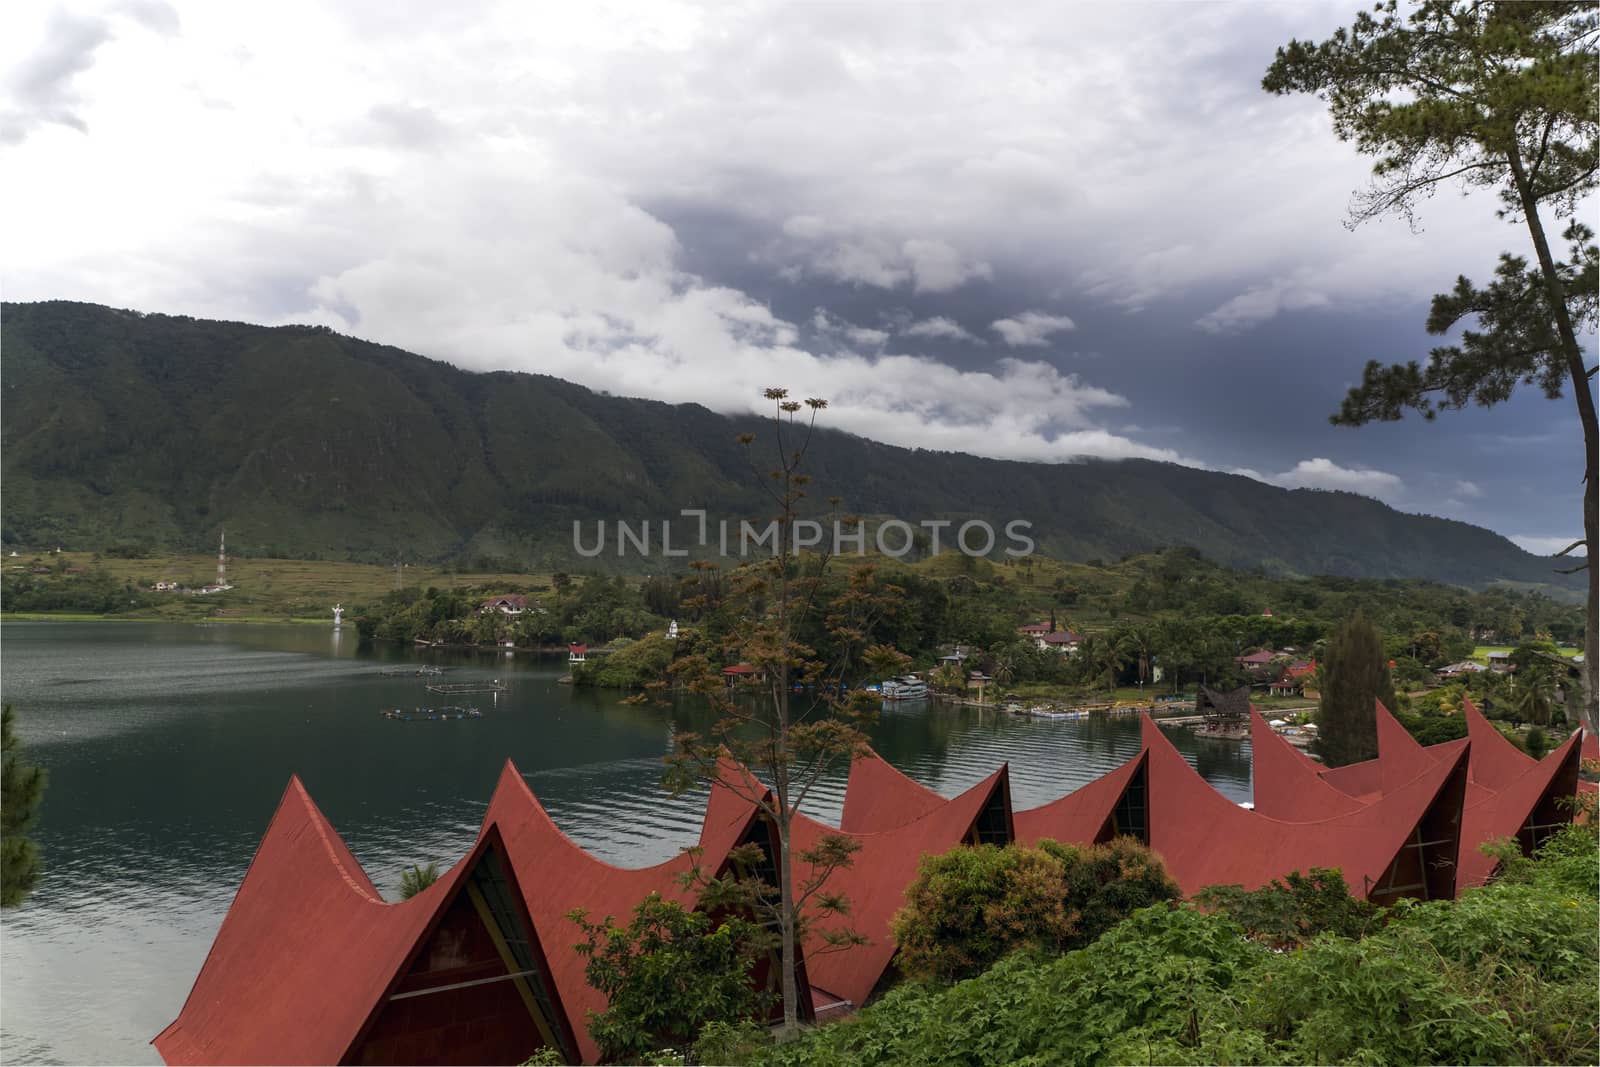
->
[1508, 149, 1599, 732]
[777, 815, 799, 1036]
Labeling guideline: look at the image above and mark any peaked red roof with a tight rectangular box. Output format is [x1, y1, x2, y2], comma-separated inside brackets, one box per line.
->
[839, 750, 945, 833]
[1254, 699, 1583, 889]
[792, 764, 1013, 1009]
[154, 778, 484, 1065]
[1141, 715, 1470, 902]
[1248, 710, 1364, 821]
[484, 760, 784, 1063]
[1456, 729, 1584, 889]
[1460, 697, 1536, 792]
[1013, 749, 1148, 846]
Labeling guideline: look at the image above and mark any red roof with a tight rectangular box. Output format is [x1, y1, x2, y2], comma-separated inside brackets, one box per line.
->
[1041, 631, 1080, 645]
[1248, 710, 1364, 822]
[154, 778, 529, 1065]
[157, 763, 783, 1066]
[839, 751, 946, 833]
[1018, 622, 1052, 634]
[568, 643, 587, 654]
[1236, 650, 1276, 665]
[722, 663, 759, 676]
[1014, 749, 1147, 846]
[1257, 699, 1584, 890]
[791, 765, 1013, 1009]
[1142, 714, 1470, 902]
[483, 762, 780, 1063]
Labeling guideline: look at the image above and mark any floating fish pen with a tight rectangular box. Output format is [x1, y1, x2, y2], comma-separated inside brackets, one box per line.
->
[424, 680, 508, 695]
[380, 706, 483, 722]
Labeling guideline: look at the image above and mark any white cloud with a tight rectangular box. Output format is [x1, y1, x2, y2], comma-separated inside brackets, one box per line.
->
[1508, 535, 1587, 557]
[811, 308, 889, 348]
[1452, 479, 1484, 499]
[1196, 277, 1331, 334]
[901, 238, 992, 293]
[990, 311, 1077, 347]
[902, 316, 979, 342]
[1255, 457, 1405, 499]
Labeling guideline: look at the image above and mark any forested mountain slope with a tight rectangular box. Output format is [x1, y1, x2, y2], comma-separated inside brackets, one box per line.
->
[1, 301, 1578, 593]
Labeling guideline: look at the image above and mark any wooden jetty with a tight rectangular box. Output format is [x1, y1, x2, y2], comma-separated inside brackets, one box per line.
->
[425, 680, 508, 695]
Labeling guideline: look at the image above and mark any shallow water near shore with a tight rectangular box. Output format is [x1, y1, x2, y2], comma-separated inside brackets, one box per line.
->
[0, 620, 1250, 1065]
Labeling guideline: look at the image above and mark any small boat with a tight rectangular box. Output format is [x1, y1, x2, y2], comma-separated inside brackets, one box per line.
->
[881, 676, 929, 701]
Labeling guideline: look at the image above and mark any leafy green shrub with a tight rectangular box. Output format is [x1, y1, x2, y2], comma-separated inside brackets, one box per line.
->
[1040, 836, 1182, 947]
[891, 844, 1075, 982]
[890, 837, 1179, 984]
[1194, 867, 1379, 948]
[571, 892, 773, 1064]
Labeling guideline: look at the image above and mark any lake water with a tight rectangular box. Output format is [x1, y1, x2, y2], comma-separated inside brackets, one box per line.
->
[0, 621, 1251, 1065]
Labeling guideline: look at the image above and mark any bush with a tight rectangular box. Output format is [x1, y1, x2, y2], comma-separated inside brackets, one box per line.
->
[1040, 836, 1182, 947]
[891, 844, 1075, 982]
[890, 837, 1180, 983]
[1194, 867, 1379, 948]
[571, 892, 773, 1064]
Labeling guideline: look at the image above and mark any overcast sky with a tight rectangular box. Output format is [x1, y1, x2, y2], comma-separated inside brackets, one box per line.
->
[3, 0, 1592, 553]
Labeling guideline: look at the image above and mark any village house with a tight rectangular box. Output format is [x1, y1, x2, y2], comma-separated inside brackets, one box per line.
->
[1040, 630, 1081, 653]
[479, 594, 530, 616]
[1235, 649, 1277, 671]
[1267, 659, 1317, 697]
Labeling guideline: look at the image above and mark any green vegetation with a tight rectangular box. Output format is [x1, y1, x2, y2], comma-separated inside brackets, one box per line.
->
[1, 705, 48, 908]
[1316, 612, 1395, 766]
[890, 838, 1179, 983]
[570, 892, 772, 1065]
[760, 824, 1600, 1067]
[661, 390, 899, 1039]
[2, 301, 1584, 596]
[1195, 868, 1380, 949]
[1264, 0, 1598, 722]
[397, 862, 440, 900]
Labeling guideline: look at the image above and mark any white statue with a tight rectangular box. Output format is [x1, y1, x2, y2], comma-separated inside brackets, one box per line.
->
[333, 603, 344, 628]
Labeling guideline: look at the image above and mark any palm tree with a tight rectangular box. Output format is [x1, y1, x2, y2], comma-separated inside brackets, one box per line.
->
[1079, 635, 1128, 697]
[399, 861, 441, 899]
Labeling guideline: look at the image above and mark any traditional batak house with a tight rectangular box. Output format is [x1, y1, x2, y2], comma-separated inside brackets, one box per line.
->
[158, 706, 1582, 1063]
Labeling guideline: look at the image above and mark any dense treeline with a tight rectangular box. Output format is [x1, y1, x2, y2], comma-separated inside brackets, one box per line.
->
[0, 562, 152, 614]
[343, 548, 1584, 707]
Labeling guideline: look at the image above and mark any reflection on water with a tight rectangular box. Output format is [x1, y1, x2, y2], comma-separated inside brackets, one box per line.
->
[0, 622, 1250, 1065]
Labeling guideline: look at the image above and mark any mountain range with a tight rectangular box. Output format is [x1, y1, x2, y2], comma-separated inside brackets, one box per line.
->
[0, 301, 1580, 595]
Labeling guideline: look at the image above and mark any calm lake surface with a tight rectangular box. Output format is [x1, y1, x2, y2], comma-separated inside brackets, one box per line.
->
[0, 621, 1252, 1065]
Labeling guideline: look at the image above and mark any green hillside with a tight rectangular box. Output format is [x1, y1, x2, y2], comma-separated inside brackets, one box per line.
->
[0, 300, 1581, 596]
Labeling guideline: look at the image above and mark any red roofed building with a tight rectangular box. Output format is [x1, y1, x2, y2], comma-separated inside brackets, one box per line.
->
[1253, 699, 1583, 889]
[156, 763, 800, 1066]
[791, 766, 1013, 1010]
[480, 595, 530, 615]
[839, 751, 946, 833]
[1014, 749, 1149, 846]
[1140, 713, 1470, 902]
[154, 777, 576, 1066]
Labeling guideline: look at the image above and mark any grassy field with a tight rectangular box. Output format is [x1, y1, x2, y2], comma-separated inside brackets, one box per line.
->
[1, 551, 558, 622]
[1472, 645, 1581, 662]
